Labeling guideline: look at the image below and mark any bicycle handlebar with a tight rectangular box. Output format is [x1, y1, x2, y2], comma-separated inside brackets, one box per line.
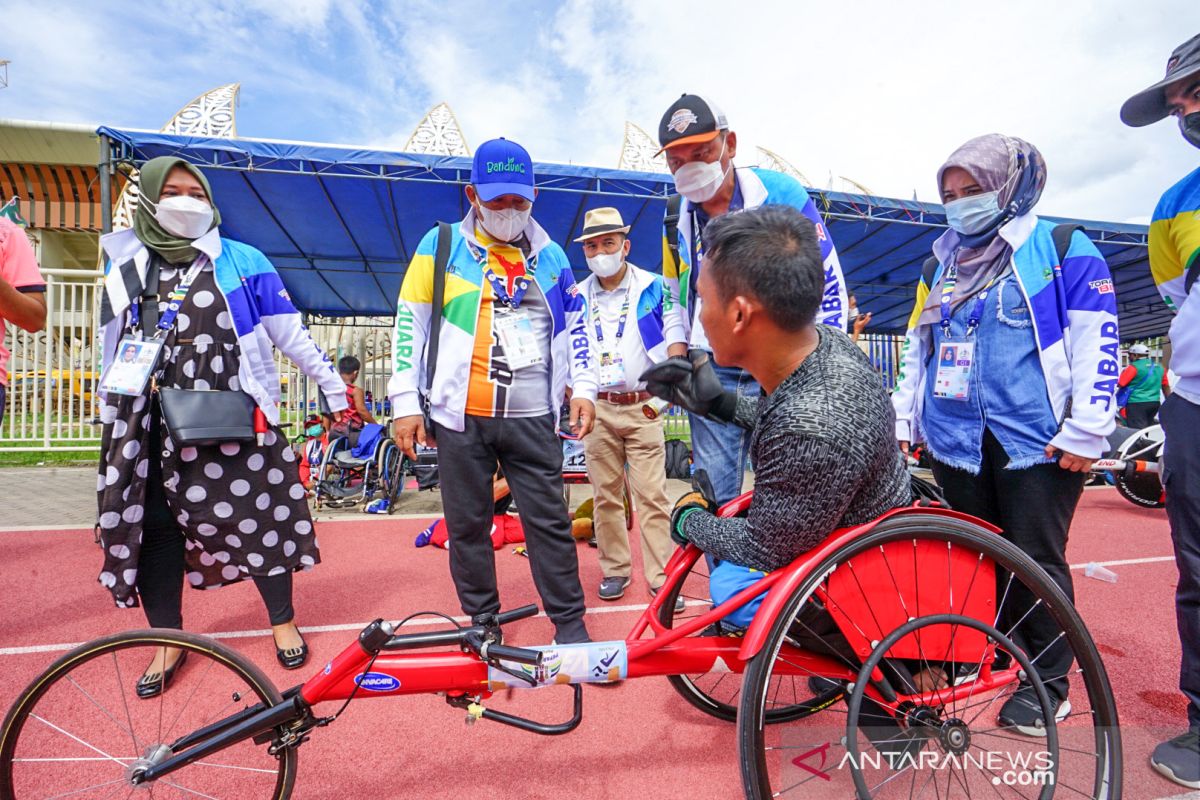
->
[481, 642, 544, 666]
[496, 604, 539, 625]
[1090, 457, 1160, 475]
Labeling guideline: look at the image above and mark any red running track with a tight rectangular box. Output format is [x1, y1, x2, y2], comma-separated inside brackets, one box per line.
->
[0, 488, 1188, 799]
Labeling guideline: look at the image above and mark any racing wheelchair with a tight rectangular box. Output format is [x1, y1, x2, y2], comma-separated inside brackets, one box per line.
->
[0, 486, 1120, 799]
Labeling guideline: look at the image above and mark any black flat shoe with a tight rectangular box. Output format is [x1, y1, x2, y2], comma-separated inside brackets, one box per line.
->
[136, 650, 188, 699]
[276, 637, 309, 670]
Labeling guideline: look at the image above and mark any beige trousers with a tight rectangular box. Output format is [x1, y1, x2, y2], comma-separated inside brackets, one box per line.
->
[583, 399, 674, 588]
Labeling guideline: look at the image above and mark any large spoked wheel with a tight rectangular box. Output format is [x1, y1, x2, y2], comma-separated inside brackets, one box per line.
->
[738, 514, 1121, 799]
[0, 629, 297, 799]
[659, 547, 844, 724]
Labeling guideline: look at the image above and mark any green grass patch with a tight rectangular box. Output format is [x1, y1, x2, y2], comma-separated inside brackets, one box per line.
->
[0, 449, 99, 467]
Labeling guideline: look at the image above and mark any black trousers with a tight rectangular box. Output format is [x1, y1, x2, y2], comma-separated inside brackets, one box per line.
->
[136, 405, 295, 629]
[932, 430, 1085, 701]
[138, 521, 295, 628]
[1124, 401, 1161, 430]
[1160, 394, 1200, 732]
[434, 414, 588, 642]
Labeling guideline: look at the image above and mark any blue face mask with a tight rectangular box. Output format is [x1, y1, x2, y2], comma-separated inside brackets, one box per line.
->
[944, 191, 1003, 235]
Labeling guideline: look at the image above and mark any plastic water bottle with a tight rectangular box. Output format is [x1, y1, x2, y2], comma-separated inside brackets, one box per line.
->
[1084, 562, 1118, 583]
[641, 397, 670, 420]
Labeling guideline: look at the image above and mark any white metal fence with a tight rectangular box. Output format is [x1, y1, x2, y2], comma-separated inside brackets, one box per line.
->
[0, 281, 1173, 451]
[2, 268, 104, 450]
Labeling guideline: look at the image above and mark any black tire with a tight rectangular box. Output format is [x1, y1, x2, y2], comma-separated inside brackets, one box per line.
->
[1114, 428, 1164, 509]
[659, 548, 845, 724]
[386, 449, 408, 514]
[0, 629, 298, 799]
[738, 513, 1121, 799]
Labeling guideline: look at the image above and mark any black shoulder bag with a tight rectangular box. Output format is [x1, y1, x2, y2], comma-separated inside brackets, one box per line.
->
[421, 222, 452, 433]
[153, 257, 257, 446]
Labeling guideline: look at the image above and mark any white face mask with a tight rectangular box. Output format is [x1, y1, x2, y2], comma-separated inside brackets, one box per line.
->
[477, 204, 531, 242]
[146, 195, 214, 239]
[586, 251, 624, 278]
[672, 140, 730, 203]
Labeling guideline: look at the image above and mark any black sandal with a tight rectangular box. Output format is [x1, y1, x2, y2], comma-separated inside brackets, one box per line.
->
[135, 650, 188, 699]
[275, 634, 309, 670]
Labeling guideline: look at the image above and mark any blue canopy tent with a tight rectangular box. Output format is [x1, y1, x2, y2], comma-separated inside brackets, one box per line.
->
[97, 127, 1169, 339]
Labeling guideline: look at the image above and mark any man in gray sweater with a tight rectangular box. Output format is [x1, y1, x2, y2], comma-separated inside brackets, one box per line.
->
[642, 204, 910, 571]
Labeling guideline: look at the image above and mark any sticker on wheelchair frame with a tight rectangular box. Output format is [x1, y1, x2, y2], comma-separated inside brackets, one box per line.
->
[354, 672, 401, 692]
[487, 641, 628, 689]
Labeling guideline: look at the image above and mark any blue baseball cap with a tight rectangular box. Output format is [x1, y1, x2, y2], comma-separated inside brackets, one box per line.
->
[471, 137, 535, 202]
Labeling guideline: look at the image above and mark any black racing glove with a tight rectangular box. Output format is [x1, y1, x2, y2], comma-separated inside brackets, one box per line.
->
[640, 349, 737, 423]
[668, 469, 720, 546]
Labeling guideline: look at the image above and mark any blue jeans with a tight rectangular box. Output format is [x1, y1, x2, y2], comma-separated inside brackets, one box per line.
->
[688, 364, 759, 505]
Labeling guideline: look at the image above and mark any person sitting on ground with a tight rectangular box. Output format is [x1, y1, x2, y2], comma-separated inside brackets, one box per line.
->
[415, 470, 524, 550]
[331, 355, 377, 446]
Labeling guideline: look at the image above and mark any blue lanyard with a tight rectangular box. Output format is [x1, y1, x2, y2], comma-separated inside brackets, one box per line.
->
[484, 266, 533, 309]
[939, 259, 996, 338]
[469, 239, 537, 310]
[590, 285, 630, 347]
[131, 258, 206, 336]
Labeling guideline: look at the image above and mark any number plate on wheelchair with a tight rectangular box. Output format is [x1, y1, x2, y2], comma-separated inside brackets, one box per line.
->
[487, 641, 628, 689]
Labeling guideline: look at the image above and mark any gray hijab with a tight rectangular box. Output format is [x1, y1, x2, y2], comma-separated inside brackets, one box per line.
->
[916, 134, 1047, 330]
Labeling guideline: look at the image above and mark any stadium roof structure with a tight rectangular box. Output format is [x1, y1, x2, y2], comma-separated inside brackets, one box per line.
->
[97, 126, 1168, 339]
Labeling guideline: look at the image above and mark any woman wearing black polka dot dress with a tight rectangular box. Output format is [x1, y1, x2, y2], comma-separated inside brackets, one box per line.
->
[95, 157, 348, 695]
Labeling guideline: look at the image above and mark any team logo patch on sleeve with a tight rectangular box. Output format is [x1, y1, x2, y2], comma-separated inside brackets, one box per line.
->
[278, 288, 291, 301]
[1088, 278, 1114, 294]
[668, 109, 699, 134]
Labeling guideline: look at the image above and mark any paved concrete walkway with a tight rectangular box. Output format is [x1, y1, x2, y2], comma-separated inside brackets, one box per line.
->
[0, 465, 706, 530]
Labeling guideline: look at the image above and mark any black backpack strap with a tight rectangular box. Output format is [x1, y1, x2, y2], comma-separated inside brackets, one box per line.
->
[1050, 223, 1082, 266]
[1187, 256, 1200, 295]
[424, 222, 451, 412]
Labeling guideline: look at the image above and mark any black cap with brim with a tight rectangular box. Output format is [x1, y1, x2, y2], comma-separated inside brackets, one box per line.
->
[657, 93, 728, 155]
[1121, 32, 1200, 127]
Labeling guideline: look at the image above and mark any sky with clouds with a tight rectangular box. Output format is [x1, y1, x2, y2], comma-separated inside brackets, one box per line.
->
[1, 0, 1196, 223]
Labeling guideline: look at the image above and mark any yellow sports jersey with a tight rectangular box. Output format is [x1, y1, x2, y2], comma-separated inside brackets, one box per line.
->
[1149, 165, 1200, 312]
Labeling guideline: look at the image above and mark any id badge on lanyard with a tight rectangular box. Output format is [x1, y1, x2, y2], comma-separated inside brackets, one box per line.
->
[98, 335, 165, 397]
[598, 353, 626, 388]
[931, 261, 993, 403]
[932, 339, 975, 401]
[494, 308, 544, 370]
[591, 285, 630, 388]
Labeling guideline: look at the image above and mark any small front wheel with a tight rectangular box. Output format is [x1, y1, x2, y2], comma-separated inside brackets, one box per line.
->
[0, 629, 298, 799]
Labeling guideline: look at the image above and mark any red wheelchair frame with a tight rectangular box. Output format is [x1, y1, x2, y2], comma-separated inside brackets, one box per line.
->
[301, 503, 1008, 710]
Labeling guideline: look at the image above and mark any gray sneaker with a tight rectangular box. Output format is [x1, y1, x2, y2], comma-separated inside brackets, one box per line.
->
[599, 576, 631, 601]
[649, 584, 686, 614]
[997, 685, 1071, 737]
[1151, 731, 1200, 789]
